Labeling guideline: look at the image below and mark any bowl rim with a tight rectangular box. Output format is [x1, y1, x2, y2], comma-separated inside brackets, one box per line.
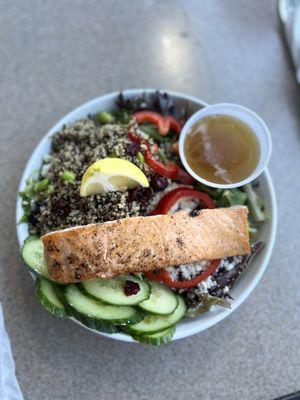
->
[15, 89, 277, 343]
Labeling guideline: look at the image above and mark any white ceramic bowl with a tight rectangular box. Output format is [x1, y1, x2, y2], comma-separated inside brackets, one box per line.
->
[179, 103, 272, 189]
[16, 89, 277, 343]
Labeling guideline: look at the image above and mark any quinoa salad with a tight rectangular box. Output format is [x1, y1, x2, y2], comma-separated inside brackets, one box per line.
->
[19, 91, 268, 345]
[24, 121, 162, 236]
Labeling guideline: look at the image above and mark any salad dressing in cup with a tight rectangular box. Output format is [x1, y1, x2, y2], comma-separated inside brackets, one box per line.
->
[179, 103, 272, 189]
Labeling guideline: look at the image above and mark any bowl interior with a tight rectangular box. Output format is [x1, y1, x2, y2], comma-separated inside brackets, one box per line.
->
[16, 89, 277, 343]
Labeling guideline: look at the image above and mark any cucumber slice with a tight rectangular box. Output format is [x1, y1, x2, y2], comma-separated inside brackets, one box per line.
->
[21, 237, 49, 278]
[79, 276, 151, 306]
[138, 281, 178, 315]
[132, 326, 176, 346]
[24, 235, 38, 243]
[63, 285, 143, 333]
[36, 278, 67, 317]
[126, 295, 187, 335]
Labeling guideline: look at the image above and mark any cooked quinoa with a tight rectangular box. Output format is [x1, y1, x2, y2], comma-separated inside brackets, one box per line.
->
[27, 118, 168, 235]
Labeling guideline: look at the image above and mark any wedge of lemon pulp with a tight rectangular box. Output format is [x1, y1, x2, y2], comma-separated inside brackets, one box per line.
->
[80, 158, 149, 196]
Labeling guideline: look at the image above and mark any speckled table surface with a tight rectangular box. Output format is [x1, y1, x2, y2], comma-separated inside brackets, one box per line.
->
[1, 1, 300, 399]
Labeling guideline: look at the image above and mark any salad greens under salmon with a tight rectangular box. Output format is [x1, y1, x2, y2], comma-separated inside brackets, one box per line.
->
[19, 91, 268, 345]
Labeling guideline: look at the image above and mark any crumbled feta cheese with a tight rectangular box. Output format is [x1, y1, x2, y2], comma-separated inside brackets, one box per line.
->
[219, 255, 243, 271]
[223, 286, 229, 294]
[167, 260, 208, 280]
[170, 198, 200, 213]
[42, 154, 52, 163]
[196, 276, 216, 293]
[41, 164, 51, 177]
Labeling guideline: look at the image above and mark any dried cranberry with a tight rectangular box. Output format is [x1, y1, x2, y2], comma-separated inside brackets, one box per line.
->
[28, 212, 38, 226]
[124, 280, 140, 296]
[28, 203, 41, 226]
[142, 187, 153, 202]
[126, 142, 140, 157]
[51, 198, 71, 218]
[127, 187, 153, 203]
[150, 174, 169, 192]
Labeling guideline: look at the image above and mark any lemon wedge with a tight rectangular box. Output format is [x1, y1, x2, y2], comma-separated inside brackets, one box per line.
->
[80, 158, 149, 197]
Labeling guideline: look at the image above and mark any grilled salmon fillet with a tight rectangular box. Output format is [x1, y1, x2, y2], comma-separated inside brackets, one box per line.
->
[42, 206, 250, 283]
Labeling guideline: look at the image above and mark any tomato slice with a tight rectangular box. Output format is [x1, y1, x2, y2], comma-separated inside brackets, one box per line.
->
[151, 187, 216, 215]
[144, 150, 179, 179]
[128, 131, 158, 153]
[128, 128, 194, 183]
[134, 111, 169, 135]
[174, 168, 195, 185]
[165, 116, 182, 134]
[145, 260, 220, 289]
[134, 111, 182, 136]
[172, 141, 179, 154]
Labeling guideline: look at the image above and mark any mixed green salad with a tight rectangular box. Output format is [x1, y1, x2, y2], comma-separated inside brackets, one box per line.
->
[19, 91, 268, 345]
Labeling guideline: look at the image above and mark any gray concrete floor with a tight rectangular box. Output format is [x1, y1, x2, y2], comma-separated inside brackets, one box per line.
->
[0, 1, 300, 399]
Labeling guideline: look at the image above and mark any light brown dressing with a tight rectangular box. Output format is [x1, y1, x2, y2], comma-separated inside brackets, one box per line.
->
[184, 115, 260, 184]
